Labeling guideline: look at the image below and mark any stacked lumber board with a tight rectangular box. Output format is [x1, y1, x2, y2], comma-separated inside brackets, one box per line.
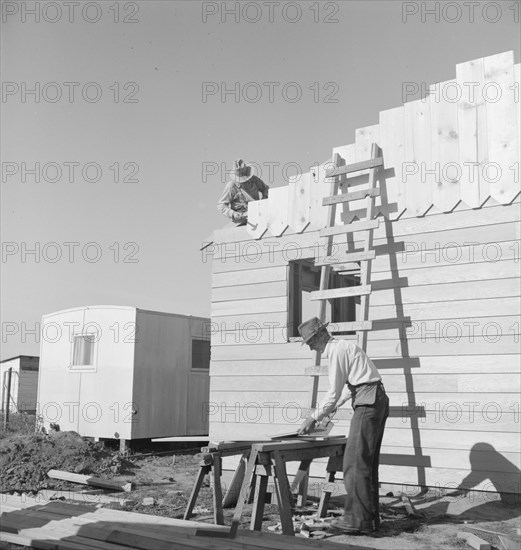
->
[0, 494, 370, 550]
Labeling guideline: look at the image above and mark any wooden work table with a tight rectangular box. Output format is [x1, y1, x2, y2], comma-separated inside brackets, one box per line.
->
[185, 437, 348, 537]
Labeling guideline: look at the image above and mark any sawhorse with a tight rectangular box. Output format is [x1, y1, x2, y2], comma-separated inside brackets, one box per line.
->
[183, 441, 254, 525]
[230, 437, 347, 536]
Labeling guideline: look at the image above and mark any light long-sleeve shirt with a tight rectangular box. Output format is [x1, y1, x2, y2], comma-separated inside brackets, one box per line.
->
[312, 338, 381, 422]
[217, 176, 269, 221]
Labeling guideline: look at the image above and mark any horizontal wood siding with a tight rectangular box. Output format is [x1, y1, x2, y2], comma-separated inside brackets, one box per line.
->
[209, 200, 521, 495]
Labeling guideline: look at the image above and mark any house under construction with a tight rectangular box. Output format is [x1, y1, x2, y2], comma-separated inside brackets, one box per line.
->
[204, 51, 520, 499]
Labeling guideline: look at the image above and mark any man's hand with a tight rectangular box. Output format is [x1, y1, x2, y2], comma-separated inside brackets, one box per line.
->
[298, 417, 317, 436]
[232, 211, 247, 222]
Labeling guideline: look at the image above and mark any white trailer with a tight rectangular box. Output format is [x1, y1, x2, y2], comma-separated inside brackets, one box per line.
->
[37, 306, 211, 446]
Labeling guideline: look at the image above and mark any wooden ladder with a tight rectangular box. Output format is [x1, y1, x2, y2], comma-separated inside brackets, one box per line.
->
[308, 143, 383, 411]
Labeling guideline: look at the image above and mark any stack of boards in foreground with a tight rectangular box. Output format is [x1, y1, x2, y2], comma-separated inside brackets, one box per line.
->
[0, 493, 370, 550]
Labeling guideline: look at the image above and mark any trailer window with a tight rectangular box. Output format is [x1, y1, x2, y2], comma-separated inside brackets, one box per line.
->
[72, 334, 96, 367]
[192, 339, 210, 370]
[287, 259, 359, 339]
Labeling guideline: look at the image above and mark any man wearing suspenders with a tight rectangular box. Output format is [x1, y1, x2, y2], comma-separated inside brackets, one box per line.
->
[298, 317, 389, 535]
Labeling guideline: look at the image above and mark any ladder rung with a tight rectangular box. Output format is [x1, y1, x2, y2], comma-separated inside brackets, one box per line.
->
[334, 264, 360, 273]
[310, 285, 371, 300]
[305, 366, 328, 376]
[331, 321, 373, 332]
[323, 188, 380, 206]
[316, 250, 376, 266]
[326, 157, 383, 177]
[320, 219, 379, 238]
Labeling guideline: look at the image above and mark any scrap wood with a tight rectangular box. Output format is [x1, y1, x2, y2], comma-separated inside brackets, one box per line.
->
[457, 531, 492, 550]
[498, 535, 521, 550]
[37, 488, 129, 506]
[47, 469, 132, 492]
[1, 494, 376, 550]
[399, 492, 425, 518]
[467, 525, 521, 538]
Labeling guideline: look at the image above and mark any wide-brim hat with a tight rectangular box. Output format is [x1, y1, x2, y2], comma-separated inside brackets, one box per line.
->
[298, 317, 329, 345]
[229, 159, 254, 183]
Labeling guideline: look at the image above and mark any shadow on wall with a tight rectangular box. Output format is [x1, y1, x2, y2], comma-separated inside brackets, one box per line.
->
[454, 443, 521, 506]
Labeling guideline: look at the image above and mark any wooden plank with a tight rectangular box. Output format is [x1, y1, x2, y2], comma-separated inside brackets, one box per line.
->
[457, 531, 492, 550]
[229, 448, 259, 537]
[211, 334, 521, 361]
[211, 296, 286, 317]
[369, 278, 521, 306]
[326, 157, 383, 177]
[211, 354, 520, 377]
[288, 172, 311, 233]
[429, 80, 461, 212]
[47, 470, 131, 492]
[330, 321, 373, 332]
[513, 63, 521, 167]
[211, 409, 521, 436]
[484, 51, 519, 204]
[310, 285, 371, 301]
[319, 218, 379, 238]
[214, 424, 521, 455]
[355, 126, 380, 166]
[371, 258, 519, 287]
[212, 230, 520, 276]
[456, 56, 488, 208]
[323, 188, 380, 206]
[308, 164, 333, 230]
[212, 281, 286, 303]
[211, 298, 519, 346]
[379, 106, 406, 219]
[210, 372, 521, 395]
[212, 267, 287, 288]
[222, 453, 247, 508]
[267, 186, 289, 237]
[316, 250, 375, 266]
[369, 296, 520, 322]
[271, 451, 295, 536]
[211, 455, 224, 525]
[210, 202, 520, 267]
[246, 198, 269, 239]
[404, 98, 433, 216]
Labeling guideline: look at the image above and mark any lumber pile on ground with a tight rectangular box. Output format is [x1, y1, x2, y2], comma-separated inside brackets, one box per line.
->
[0, 493, 370, 550]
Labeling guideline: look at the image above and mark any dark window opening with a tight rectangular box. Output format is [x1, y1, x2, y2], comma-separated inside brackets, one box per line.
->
[192, 339, 210, 370]
[287, 259, 359, 339]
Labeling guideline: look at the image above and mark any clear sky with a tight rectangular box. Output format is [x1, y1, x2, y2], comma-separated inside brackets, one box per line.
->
[1, 0, 520, 359]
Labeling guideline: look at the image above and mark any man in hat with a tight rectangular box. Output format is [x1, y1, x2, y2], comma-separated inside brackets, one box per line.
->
[217, 159, 269, 226]
[298, 316, 389, 535]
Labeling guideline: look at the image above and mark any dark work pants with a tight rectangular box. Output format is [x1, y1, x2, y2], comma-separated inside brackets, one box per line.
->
[342, 384, 389, 530]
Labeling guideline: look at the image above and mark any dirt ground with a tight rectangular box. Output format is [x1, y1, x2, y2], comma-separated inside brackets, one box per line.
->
[1, 415, 520, 550]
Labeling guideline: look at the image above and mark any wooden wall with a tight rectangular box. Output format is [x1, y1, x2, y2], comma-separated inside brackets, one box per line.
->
[245, 52, 520, 239]
[208, 201, 520, 494]
[38, 307, 210, 440]
[206, 52, 520, 495]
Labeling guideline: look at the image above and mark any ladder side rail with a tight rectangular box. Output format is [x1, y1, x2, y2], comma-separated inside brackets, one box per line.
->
[310, 152, 342, 409]
[357, 143, 380, 352]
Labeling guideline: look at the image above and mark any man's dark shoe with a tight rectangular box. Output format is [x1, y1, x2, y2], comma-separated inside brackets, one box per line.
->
[328, 518, 373, 536]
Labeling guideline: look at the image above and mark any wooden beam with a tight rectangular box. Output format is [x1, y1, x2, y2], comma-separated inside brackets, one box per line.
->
[330, 321, 373, 332]
[316, 250, 376, 266]
[326, 157, 383, 177]
[47, 470, 132, 492]
[322, 188, 380, 206]
[456, 532, 492, 550]
[310, 285, 371, 300]
[320, 219, 379, 238]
